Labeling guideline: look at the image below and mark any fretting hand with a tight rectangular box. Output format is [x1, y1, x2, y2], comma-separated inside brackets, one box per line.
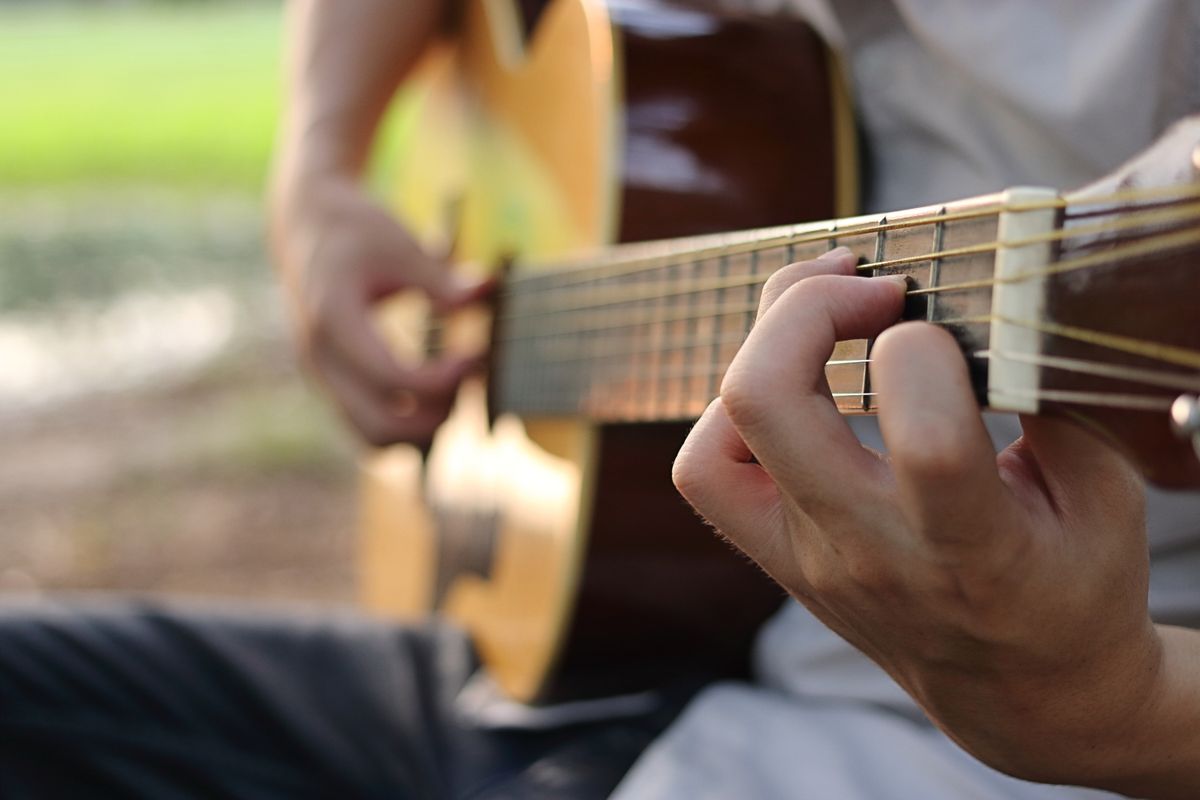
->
[672, 248, 1200, 794]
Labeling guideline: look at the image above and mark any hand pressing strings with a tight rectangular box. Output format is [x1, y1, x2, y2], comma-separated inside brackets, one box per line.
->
[672, 247, 1161, 787]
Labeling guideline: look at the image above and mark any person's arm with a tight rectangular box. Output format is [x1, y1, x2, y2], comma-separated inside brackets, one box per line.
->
[672, 253, 1200, 798]
[269, 0, 486, 447]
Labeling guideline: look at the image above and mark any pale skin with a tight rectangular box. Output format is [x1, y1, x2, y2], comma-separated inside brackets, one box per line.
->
[270, 0, 1200, 795]
[673, 249, 1200, 797]
[269, 0, 487, 448]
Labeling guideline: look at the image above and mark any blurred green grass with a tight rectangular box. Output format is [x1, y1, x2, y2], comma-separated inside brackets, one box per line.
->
[0, 2, 282, 191]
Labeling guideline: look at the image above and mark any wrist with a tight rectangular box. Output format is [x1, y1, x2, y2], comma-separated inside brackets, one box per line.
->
[1098, 624, 1200, 798]
[267, 155, 361, 239]
[934, 618, 1165, 789]
[996, 623, 1200, 799]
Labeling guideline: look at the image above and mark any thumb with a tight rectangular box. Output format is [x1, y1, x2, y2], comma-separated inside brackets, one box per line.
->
[366, 223, 491, 309]
[396, 247, 491, 311]
[1016, 414, 1143, 526]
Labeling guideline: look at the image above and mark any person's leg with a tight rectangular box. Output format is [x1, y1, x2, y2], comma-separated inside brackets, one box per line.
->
[0, 598, 474, 798]
[0, 598, 677, 799]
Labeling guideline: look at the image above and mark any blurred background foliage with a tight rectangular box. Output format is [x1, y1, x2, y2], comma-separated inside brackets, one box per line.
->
[0, 2, 280, 190]
[0, 0, 372, 604]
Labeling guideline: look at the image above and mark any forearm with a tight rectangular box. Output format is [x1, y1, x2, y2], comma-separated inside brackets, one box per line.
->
[1097, 625, 1200, 799]
[272, 0, 446, 189]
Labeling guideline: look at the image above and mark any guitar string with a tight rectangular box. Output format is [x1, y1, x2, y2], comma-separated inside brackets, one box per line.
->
[822, 390, 1174, 412]
[494, 201, 1200, 321]
[534, 349, 1198, 391]
[506, 182, 1200, 290]
[438, 296, 1200, 413]
[423, 194, 1199, 341]
[426, 189, 1200, 413]
[532, 389, 1176, 417]
[442, 294, 1200, 403]
[505, 313, 1200, 417]
[507, 343, 1200, 409]
[981, 350, 1200, 393]
[489, 221, 1200, 345]
[518, 347, 1200, 395]
[994, 316, 1200, 370]
[423, 210, 1197, 347]
[506, 357, 1180, 417]
[908, 224, 1200, 296]
[509, 182, 1200, 288]
[493, 223, 1200, 341]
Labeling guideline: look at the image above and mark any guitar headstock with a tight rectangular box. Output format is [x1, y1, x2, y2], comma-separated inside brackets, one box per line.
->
[1036, 117, 1200, 488]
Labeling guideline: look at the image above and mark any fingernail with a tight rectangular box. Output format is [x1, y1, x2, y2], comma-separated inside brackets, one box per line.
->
[818, 246, 854, 262]
[881, 274, 909, 290]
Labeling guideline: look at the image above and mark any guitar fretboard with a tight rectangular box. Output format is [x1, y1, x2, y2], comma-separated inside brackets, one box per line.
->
[494, 195, 1007, 421]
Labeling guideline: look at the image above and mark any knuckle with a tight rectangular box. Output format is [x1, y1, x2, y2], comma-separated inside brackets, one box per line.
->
[842, 549, 898, 598]
[353, 410, 408, 449]
[760, 264, 803, 303]
[764, 249, 855, 296]
[893, 429, 973, 481]
[405, 365, 451, 396]
[719, 367, 770, 430]
[759, 268, 831, 318]
[359, 423, 398, 449]
[671, 446, 707, 504]
[804, 561, 843, 600]
[771, 274, 842, 319]
[302, 301, 338, 349]
[291, 326, 321, 365]
[352, 410, 422, 450]
[359, 420, 430, 450]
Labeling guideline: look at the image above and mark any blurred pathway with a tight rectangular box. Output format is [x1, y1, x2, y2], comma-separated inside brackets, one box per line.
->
[0, 191, 360, 605]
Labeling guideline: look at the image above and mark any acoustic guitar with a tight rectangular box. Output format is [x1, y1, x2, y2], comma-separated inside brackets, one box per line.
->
[358, 0, 1200, 704]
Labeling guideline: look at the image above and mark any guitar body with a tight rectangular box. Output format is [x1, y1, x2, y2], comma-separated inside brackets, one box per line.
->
[359, 0, 855, 701]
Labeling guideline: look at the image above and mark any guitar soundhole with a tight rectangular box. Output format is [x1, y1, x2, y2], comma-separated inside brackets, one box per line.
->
[431, 503, 500, 606]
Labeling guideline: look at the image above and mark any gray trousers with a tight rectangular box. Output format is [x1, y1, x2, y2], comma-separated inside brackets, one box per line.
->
[0, 599, 675, 799]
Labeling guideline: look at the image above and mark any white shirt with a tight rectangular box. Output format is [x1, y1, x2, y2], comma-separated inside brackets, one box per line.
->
[614, 3, 1200, 797]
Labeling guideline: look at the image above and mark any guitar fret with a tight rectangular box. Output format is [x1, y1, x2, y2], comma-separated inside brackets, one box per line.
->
[706, 254, 729, 405]
[678, 257, 700, 417]
[632, 269, 652, 418]
[927, 207, 947, 322]
[640, 272, 658, 418]
[609, 277, 626, 417]
[861, 217, 888, 412]
[662, 261, 678, 417]
[742, 250, 758, 340]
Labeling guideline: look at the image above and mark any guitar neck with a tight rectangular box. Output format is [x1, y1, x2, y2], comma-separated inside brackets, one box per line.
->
[494, 193, 1010, 422]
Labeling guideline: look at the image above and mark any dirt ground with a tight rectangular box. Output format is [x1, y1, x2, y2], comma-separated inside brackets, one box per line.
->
[0, 342, 361, 606]
[0, 192, 364, 609]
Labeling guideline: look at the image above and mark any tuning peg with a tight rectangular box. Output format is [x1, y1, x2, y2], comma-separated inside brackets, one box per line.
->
[1171, 395, 1200, 460]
